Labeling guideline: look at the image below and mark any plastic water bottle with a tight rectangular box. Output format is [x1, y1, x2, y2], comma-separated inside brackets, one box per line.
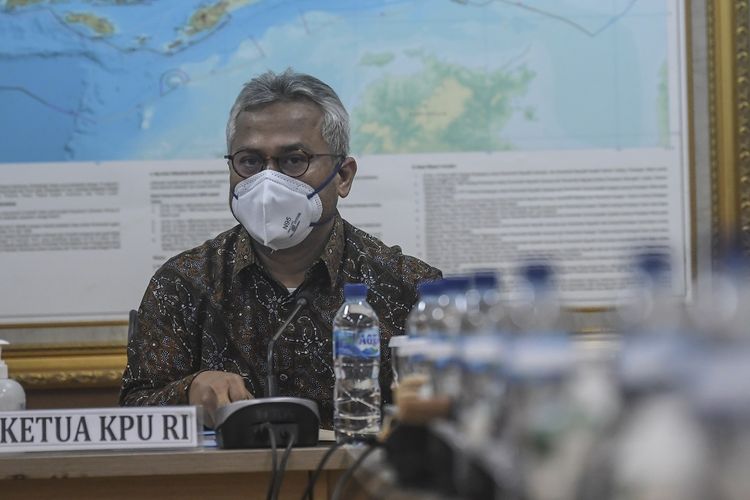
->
[333, 283, 381, 443]
[685, 247, 750, 500]
[402, 281, 443, 398]
[616, 251, 687, 398]
[471, 271, 505, 329]
[406, 281, 444, 339]
[686, 325, 750, 500]
[506, 262, 578, 500]
[458, 271, 508, 443]
[580, 251, 710, 500]
[0, 340, 25, 411]
[429, 276, 470, 403]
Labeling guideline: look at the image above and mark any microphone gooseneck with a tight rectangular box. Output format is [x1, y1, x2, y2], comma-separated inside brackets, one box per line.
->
[215, 293, 320, 449]
[266, 296, 308, 397]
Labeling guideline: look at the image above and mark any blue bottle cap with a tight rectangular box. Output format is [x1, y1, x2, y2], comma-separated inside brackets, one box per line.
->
[473, 270, 499, 290]
[417, 280, 443, 297]
[521, 262, 553, 286]
[343, 283, 368, 299]
[443, 275, 471, 293]
[636, 250, 672, 278]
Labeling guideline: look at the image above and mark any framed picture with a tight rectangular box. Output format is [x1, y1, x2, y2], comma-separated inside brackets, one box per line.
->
[0, 0, 742, 391]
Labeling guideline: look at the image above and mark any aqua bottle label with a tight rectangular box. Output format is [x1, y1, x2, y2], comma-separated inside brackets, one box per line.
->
[334, 327, 380, 358]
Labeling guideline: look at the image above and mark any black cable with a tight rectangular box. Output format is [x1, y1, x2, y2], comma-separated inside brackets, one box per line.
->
[265, 424, 278, 500]
[270, 429, 297, 500]
[300, 440, 345, 500]
[330, 443, 380, 500]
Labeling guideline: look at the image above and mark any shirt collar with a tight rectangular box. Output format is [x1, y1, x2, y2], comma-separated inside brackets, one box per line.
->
[232, 214, 345, 288]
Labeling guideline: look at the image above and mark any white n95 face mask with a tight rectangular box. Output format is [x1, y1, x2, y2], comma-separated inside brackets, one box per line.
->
[231, 165, 340, 250]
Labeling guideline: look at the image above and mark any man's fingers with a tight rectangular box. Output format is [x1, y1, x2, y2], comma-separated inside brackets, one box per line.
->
[228, 375, 253, 402]
[188, 371, 252, 427]
[214, 390, 232, 409]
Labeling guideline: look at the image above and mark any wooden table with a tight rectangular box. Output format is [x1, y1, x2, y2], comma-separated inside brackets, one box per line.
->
[0, 444, 364, 499]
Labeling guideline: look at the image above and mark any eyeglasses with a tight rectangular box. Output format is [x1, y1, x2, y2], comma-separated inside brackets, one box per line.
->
[224, 149, 344, 178]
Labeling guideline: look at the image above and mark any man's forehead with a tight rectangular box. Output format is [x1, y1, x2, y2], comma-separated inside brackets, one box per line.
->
[236, 104, 321, 135]
[240, 97, 323, 117]
[233, 102, 324, 146]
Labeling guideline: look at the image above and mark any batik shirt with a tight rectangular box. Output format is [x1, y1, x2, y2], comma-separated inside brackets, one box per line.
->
[119, 215, 441, 428]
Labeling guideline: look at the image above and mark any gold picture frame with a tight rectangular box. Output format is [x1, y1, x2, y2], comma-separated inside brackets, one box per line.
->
[6, 344, 126, 389]
[2, 0, 745, 390]
[3, 323, 127, 389]
[709, 0, 749, 252]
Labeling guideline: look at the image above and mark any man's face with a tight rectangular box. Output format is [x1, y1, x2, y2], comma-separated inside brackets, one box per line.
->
[228, 100, 353, 222]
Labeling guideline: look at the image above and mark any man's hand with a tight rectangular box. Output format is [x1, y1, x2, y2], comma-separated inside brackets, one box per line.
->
[189, 371, 253, 428]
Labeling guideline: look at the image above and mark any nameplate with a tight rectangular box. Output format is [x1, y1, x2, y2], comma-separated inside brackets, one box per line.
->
[0, 406, 199, 453]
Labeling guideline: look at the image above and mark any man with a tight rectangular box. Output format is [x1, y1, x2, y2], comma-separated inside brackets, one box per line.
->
[120, 69, 441, 428]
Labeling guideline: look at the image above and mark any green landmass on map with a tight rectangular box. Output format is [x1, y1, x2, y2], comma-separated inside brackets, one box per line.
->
[183, 0, 256, 36]
[65, 12, 115, 37]
[4, 0, 146, 10]
[351, 55, 535, 154]
[4, 0, 44, 10]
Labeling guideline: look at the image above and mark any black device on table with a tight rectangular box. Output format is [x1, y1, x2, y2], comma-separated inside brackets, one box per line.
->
[215, 296, 321, 449]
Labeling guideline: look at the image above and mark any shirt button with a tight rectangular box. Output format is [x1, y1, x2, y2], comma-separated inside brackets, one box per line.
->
[279, 373, 289, 382]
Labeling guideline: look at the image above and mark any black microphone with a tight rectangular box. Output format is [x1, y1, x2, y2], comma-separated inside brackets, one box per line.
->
[267, 296, 308, 397]
[213, 293, 320, 449]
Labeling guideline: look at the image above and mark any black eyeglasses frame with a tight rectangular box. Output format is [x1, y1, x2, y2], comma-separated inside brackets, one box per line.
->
[224, 149, 345, 179]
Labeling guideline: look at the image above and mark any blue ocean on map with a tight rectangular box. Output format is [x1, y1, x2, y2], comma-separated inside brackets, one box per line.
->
[0, 0, 672, 163]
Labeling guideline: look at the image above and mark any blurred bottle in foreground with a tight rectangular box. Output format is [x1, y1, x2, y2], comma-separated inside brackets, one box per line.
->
[581, 250, 711, 500]
[686, 250, 750, 500]
[457, 271, 508, 445]
[427, 276, 471, 409]
[401, 281, 442, 397]
[505, 261, 581, 500]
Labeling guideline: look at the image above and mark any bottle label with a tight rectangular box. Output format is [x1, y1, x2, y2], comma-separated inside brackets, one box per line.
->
[334, 327, 380, 359]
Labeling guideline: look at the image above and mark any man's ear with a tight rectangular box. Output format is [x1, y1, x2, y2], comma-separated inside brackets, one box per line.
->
[336, 157, 357, 198]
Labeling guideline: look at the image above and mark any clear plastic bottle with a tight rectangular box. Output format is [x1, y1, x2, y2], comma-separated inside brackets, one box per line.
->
[453, 272, 513, 499]
[616, 251, 688, 399]
[429, 276, 470, 403]
[685, 251, 750, 500]
[406, 281, 444, 339]
[0, 340, 25, 411]
[402, 281, 444, 399]
[458, 271, 508, 444]
[333, 283, 381, 443]
[472, 271, 505, 329]
[581, 251, 711, 500]
[686, 331, 750, 500]
[508, 262, 564, 335]
[506, 261, 577, 500]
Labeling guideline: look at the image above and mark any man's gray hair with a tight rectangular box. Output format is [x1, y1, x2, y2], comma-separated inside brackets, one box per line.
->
[226, 69, 350, 156]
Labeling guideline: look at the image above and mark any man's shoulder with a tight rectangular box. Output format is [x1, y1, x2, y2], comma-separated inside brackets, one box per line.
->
[156, 224, 242, 280]
[341, 219, 441, 286]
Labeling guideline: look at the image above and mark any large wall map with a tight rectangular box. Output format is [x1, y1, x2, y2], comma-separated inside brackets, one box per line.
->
[0, 0, 690, 323]
[2, 0, 670, 161]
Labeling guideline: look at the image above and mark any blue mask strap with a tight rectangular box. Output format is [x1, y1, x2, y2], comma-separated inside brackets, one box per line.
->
[307, 156, 345, 199]
[308, 156, 346, 227]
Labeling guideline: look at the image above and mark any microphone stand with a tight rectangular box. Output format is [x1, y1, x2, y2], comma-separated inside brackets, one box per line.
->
[214, 295, 321, 449]
[266, 297, 307, 397]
